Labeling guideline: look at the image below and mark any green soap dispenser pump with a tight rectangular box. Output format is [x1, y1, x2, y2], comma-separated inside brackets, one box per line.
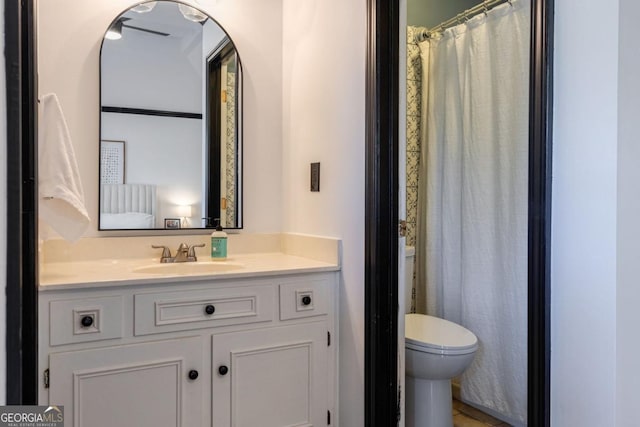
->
[210, 219, 228, 260]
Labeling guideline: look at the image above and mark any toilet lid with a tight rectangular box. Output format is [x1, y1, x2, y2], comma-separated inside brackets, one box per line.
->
[405, 314, 478, 352]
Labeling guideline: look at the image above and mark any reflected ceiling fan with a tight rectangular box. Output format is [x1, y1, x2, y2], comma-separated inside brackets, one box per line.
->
[121, 17, 171, 36]
[107, 17, 170, 40]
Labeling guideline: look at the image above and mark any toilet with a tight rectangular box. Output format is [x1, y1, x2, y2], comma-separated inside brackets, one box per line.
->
[404, 247, 478, 427]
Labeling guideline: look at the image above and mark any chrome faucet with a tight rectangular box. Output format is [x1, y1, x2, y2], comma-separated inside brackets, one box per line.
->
[152, 243, 206, 263]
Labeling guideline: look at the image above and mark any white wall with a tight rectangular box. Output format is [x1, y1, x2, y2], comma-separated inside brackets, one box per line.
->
[552, 0, 619, 424]
[281, 1, 366, 425]
[0, 0, 7, 405]
[101, 29, 203, 113]
[616, 0, 640, 424]
[37, 0, 283, 236]
[553, 2, 640, 425]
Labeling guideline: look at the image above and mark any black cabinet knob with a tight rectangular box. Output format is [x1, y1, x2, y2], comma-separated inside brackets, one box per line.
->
[218, 365, 229, 376]
[80, 316, 94, 328]
[188, 370, 199, 380]
[301, 296, 312, 306]
[205, 305, 216, 315]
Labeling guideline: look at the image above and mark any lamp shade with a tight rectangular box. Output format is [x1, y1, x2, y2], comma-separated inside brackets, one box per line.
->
[176, 205, 193, 218]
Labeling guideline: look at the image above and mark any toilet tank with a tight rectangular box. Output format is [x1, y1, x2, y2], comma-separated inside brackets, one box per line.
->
[405, 246, 415, 314]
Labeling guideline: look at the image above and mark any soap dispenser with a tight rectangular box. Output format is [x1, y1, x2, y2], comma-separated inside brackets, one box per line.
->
[210, 219, 228, 260]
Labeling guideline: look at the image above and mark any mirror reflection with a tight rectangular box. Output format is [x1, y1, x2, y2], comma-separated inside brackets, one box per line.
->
[99, 0, 242, 230]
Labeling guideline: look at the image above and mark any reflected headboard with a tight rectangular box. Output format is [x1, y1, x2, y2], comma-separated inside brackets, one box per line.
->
[100, 184, 157, 215]
[100, 184, 157, 229]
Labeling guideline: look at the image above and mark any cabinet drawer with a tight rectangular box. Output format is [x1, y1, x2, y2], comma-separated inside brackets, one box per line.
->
[49, 296, 124, 346]
[134, 285, 275, 336]
[279, 280, 329, 320]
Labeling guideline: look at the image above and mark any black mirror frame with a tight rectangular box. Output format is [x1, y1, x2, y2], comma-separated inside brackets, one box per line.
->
[98, 0, 244, 232]
[364, 0, 553, 425]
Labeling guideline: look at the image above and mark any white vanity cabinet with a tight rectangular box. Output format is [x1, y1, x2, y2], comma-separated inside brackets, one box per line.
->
[211, 322, 328, 427]
[39, 272, 338, 427]
[49, 336, 204, 427]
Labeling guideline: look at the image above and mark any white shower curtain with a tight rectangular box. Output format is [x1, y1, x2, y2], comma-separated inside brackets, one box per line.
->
[415, 0, 530, 424]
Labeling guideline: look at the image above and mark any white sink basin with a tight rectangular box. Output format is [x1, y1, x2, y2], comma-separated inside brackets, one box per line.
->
[133, 262, 243, 275]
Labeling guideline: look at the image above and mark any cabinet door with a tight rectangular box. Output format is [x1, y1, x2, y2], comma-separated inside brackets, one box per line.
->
[49, 337, 203, 427]
[212, 323, 328, 427]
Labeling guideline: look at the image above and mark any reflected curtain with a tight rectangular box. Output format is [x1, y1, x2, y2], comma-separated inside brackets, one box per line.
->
[415, 0, 530, 423]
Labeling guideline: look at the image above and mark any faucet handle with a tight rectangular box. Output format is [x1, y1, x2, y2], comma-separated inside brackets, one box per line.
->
[151, 245, 172, 259]
[188, 243, 206, 259]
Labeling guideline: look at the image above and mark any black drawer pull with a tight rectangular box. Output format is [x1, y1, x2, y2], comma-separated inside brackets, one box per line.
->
[218, 365, 229, 376]
[188, 370, 199, 380]
[205, 305, 216, 315]
[80, 316, 94, 328]
[301, 296, 312, 306]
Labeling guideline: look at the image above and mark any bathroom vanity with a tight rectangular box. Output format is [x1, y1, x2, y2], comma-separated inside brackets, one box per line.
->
[36, 2, 341, 425]
[38, 235, 340, 427]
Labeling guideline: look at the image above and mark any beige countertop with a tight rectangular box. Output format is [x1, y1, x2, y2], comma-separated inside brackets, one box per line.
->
[39, 252, 340, 291]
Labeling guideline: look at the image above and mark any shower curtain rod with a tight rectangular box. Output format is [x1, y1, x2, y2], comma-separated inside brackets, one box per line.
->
[414, 0, 512, 42]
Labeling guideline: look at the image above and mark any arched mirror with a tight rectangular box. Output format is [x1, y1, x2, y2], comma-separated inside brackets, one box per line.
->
[99, 0, 242, 230]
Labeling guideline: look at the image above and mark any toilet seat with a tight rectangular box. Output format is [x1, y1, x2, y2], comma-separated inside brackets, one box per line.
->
[405, 313, 478, 355]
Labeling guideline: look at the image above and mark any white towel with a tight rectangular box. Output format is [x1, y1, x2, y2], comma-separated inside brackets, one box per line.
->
[38, 93, 90, 242]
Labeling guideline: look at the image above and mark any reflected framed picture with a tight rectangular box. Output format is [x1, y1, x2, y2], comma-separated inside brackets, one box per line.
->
[100, 140, 125, 184]
[164, 218, 181, 229]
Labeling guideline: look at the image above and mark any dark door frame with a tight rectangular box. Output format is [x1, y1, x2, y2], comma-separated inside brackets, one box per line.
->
[205, 42, 236, 225]
[5, 0, 38, 404]
[5, 0, 552, 422]
[364, 0, 553, 426]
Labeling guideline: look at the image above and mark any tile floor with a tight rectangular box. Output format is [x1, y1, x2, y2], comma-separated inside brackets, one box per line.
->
[452, 399, 512, 427]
